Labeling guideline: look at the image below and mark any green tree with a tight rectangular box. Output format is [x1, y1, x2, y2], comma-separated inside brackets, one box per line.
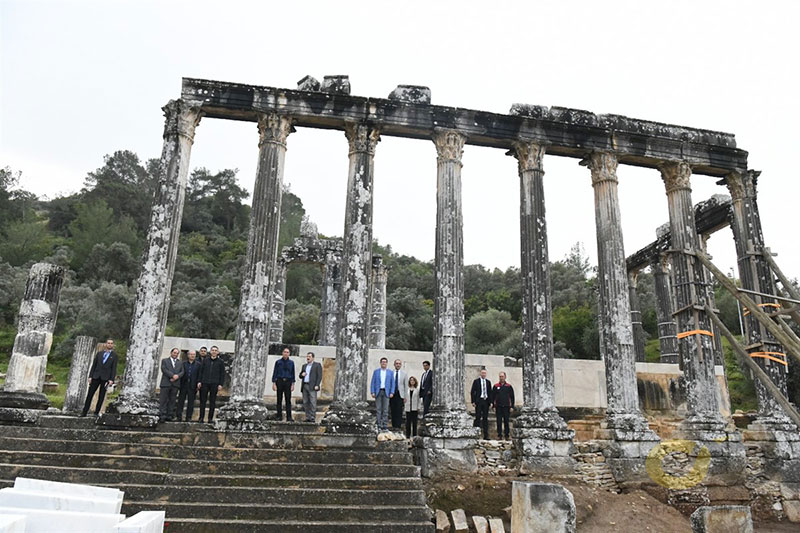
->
[68, 200, 140, 271]
[81, 242, 140, 287]
[0, 220, 54, 266]
[168, 283, 237, 339]
[465, 309, 517, 355]
[283, 299, 320, 344]
[183, 168, 250, 235]
[552, 303, 597, 359]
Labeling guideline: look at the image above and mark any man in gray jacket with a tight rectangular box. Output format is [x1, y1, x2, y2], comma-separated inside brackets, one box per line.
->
[158, 348, 184, 422]
[389, 359, 408, 431]
[298, 352, 322, 422]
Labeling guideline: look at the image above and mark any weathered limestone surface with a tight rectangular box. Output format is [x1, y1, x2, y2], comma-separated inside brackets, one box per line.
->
[220, 112, 293, 428]
[320, 257, 342, 346]
[388, 85, 431, 104]
[690, 505, 753, 533]
[435, 509, 451, 533]
[472, 516, 489, 533]
[103, 99, 200, 425]
[368, 256, 388, 350]
[628, 271, 647, 363]
[511, 481, 576, 533]
[268, 259, 287, 343]
[510, 141, 574, 473]
[325, 122, 380, 431]
[62, 336, 97, 414]
[652, 256, 679, 364]
[450, 509, 468, 533]
[0, 263, 65, 411]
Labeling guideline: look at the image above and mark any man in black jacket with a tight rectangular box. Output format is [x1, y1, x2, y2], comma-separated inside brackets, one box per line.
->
[197, 346, 225, 423]
[176, 349, 201, 422]
[81, 338, 118, 417]
[419, 360, 433, 417]
[470, 368, 493, 440]
[492, 371, 515, 440]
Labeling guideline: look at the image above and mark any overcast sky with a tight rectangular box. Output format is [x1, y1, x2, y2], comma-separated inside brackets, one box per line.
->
[2, 0, 799, 283]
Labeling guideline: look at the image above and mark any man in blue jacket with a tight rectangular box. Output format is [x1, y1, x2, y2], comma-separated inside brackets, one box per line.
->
[370, 357, 395, 431]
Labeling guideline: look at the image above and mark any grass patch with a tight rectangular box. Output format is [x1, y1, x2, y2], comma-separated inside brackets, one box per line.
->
[644, 338, 661, 363]
[721, 335, 758, 412]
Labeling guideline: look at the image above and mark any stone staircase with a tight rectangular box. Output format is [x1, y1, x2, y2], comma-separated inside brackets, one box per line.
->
[0, 415, 434, 532]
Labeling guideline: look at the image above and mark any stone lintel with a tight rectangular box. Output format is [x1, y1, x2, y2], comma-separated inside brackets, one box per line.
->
[181, 78, 747, 176]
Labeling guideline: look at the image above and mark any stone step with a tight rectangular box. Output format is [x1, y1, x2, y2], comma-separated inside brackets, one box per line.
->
[124, 501, 431, 522]
[162, 518, 434, 533]
[39, 416, 322, 434]
[0, 451, 420, 477]
[0, 437, 413, 464]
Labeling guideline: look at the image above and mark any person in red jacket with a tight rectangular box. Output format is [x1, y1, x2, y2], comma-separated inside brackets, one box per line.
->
[492, 371, 515, 440]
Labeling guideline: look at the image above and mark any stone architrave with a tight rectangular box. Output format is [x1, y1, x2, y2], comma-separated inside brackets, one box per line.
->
[582, 152, 658, 454]
[628, 271, 647, 363]
[219, 112, 294, 428]
[416, 128, 479, 475]
[62, 336, 97, 415]
[268, 258, 287, 344]
[0, 263, 65, 411]
[101, 99, 201, 427]
[511, 481, 576, 533]
[324, 122, 381, 430]
[319, 257, 341, 346]
[368, 256, 388, 350]
[652, 255, 679, 364]
[509, 141, 574, 473]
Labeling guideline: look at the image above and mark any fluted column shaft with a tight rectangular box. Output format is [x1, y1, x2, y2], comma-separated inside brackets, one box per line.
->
[228, 113, 293, 413]
[332, 123, 380, 408]
[727, 170, 789, 420]
[63, 336, 97, 414]
[368, 257, 388, 350]
[660, 161, 722, 423]
[319, 257, 341, 346]
[268, 258, 288, 344]
[114, 100, 200, 413]
[652, 256, 679, 364]
[584, 152, 644, 423]
[628, 271, 647, 363]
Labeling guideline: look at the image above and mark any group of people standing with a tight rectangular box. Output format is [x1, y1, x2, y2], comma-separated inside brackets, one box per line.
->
[157, 346, 225, 423]
[369, 357, 433, 437]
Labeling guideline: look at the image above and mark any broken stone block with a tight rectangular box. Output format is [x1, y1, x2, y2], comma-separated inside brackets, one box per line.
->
[472, 516, 489, 533]
[41, 383, 58, 394]
[296, 75, 320, 92]
[511, 481, 576, 533]
[321, 75, 350, 95]
[450, 509, 468, 532]
[435, 509, 450, 533]
[509, 103, 549, 118]
[690, 505, 753, 533]
[388, 85, 431, 104]
[783, 500, 800, 523]
[488, 517, 505, 533]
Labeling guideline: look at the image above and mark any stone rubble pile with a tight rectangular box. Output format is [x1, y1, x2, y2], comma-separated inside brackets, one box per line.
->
[572, 441, 618, 491]
[474, 439, 516, 472]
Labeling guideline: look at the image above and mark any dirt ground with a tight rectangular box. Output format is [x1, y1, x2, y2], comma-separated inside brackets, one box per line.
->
[424, 473, 797, 532]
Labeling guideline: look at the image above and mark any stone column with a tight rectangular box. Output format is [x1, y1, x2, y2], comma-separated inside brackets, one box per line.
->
[583, 152, 657, 455]
[509, 141, 574, 472]
[699, 234, 725, 366]
[368, 256, 388, 350]
[628, 271, 647, 363]
[102, 100, 201, 427]
[324, 122, 380, 430]
[0, 263, 65, 413]
[62, 336, 97, 415]
[416, 129, 478, 476]
[727, 170, 794, 431]
[652, 256, 680, 364]
[219, 112, 294, 428]
[319, 256, 341, 346]
[268, 258, 287, 344]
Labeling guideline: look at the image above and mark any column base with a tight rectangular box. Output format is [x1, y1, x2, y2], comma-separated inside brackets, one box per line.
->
[743, 418, 800, 481]
[596, 411, 662, 488]
[513, 408, 577, 475]
[215, 398, 271, 431]
[322, 400, 376, 435]
[0, 391, 50, 410]
[414, 408, 480, 477]
[97, 393, 159, 428]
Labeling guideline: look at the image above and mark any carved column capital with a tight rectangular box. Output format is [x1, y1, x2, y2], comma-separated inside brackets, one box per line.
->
[344, 122, 381, 155]
[432, 128, 467, 162]
[162, 99, 202, 143]
[726, 169, 760, 201]
[511, 141, 546, 173]
[257, 113, 295, 147]
[581, 151, 618, 185]
[659, 160, 692, 194]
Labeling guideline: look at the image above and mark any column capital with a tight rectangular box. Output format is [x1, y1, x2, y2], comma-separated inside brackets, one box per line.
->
[725, 169, 760, 201]
[344, 122, 381, 155]
[580, 151, 618, 185]
[432, 128, 467, 162]
[162, 99, 202, 143]
[511, 141, 546, 173]
[659, 160, 692, 194]
[257, 113, 295, 147]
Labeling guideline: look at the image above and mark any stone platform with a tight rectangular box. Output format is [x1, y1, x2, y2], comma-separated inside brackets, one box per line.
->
[0, 415, 434, 532]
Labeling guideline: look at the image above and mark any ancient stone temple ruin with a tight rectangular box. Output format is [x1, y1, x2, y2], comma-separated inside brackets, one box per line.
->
[89, 74, 799, 489]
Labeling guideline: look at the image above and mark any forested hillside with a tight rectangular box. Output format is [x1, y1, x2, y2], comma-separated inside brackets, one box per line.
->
[2, 150, 795, 409]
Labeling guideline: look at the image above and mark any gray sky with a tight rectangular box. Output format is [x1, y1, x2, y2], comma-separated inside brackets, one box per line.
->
[2, 0, 799, 281]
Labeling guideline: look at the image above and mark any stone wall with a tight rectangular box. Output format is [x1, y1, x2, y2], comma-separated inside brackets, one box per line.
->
[474, 440, 516, 472]
[572, 441, 619, 491]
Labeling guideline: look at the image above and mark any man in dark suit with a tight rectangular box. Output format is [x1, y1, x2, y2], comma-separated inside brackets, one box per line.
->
[81, 338, 118, 417]
[470, 368, 493, 440]
[197, 345, 225, 423]
[158, 348, 184, 422]
[271, 347, 295, 421]
[492, 371, 515, 440]
[298, 351, 322, 422]
[176, 349, 201, 422]
[419, 360, 433, 417]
